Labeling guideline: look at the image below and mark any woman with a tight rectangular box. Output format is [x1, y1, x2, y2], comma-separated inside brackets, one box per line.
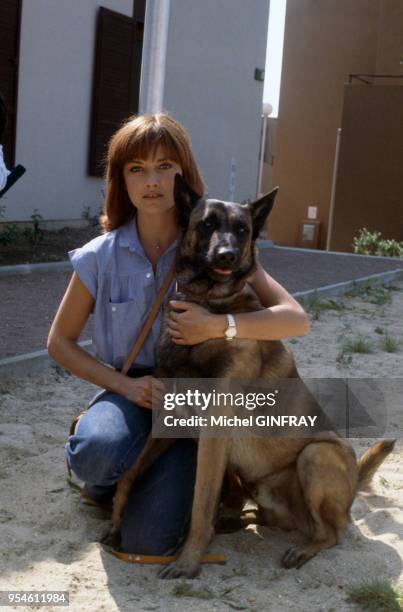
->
[47, 112, 309, 555]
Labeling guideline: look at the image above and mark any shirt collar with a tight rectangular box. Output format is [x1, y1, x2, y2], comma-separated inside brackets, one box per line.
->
[118, 217, 181, 257]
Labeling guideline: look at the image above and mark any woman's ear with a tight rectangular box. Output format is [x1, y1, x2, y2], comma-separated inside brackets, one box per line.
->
[174, 173, 202, 228]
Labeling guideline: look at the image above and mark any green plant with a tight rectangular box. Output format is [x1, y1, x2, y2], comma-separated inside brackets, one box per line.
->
[346, 578, 403, 611]
[353, 228, 403, 258]
[24, 209, 44, 245]
[380, 239, 403, 258]
[0, 223, 18, 246]
[336, 352, 353, 368]
[81, 205, 92, 221]
[299, 294, 345, 320]
[340, 334, 375, 354]
[380, 334, 400, 353]
[346, 281, 392, 305]
[81, 204, 101, 227]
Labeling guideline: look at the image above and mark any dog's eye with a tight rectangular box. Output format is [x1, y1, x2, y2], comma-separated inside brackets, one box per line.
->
[201, 219, 214, 229]
[235, 225, 247, 235]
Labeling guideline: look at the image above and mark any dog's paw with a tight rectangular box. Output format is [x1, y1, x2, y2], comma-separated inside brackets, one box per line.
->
[282, 546, 313, 569]
[100, 525, 121, 549]
[158, 561, 200, 580]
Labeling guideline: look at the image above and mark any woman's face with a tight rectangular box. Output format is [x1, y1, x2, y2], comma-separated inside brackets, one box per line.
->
[123, 145, 182, 216]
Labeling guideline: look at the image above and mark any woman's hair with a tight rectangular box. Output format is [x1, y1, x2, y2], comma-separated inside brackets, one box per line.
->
[100, 113, 205, 231]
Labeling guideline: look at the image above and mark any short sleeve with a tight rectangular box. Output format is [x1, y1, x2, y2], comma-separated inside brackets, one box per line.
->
[0, 146, 10, 191]
[68, 247, 98, 299]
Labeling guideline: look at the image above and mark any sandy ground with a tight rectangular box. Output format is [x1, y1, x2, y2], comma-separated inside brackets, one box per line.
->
[0, 282, 402, 611]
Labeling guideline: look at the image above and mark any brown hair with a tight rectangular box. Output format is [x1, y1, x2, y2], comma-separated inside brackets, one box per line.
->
[100, 113, 205, 231]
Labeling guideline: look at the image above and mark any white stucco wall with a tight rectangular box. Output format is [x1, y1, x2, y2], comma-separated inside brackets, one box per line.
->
[4, 0, 132, 223]
[162, 0, 270, 203]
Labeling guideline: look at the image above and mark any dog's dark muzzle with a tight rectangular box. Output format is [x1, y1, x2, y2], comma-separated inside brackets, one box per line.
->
[213, 246, 240, 267]
[208, 246, 240, 278]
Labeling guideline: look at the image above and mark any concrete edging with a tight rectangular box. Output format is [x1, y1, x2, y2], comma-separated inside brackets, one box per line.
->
[0, 341, 93, 381]
[272, 244, 403, 262]
[292, 268, 403, 299]
[1, 267, 402, 381]
[0, 260, 72, 276]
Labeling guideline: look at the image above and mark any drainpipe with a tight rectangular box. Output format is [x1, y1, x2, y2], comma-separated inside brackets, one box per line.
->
[139, 0, 171, 114]
[327, 128, 342, 251]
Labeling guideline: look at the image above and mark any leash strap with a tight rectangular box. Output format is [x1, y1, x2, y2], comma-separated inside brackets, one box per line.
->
[120, 262, 175, 375]
[110, 550, 227, 565]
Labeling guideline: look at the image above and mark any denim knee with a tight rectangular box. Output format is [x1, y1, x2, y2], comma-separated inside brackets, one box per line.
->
[65, 394, 151, 486]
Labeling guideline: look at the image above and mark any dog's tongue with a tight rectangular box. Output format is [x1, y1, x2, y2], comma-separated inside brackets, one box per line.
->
[212, 268, 232, 275]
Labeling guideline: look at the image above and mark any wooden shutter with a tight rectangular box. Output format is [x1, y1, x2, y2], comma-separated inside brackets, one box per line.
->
[0, 0, 22, 167]
[88, 7, 143, 176]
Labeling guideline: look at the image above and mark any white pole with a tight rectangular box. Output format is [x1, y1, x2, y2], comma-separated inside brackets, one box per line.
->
[327, 128, 342, 251]
[139, 0, 171, 114]
[257, 114, 268, 198]
[257, 103, 272, 198]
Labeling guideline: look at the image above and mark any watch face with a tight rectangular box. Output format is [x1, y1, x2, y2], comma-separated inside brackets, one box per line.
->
[225, 327, 237, 339]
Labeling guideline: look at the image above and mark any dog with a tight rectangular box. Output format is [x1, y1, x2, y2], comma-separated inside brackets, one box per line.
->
[106, 174, 395, 578]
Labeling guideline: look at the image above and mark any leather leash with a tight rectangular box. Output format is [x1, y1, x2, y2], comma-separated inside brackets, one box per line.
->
[110, 550, 227, 565]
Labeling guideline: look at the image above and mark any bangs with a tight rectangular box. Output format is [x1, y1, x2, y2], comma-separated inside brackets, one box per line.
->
[119, 125, 181, 167]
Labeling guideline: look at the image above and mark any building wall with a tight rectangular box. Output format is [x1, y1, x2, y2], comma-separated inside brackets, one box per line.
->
[163, 0, 270, 203]
[267, 0, 380, 248]
[376, 0, 403, 74]
[329, 84, 403, 251]
[4, 0, 133, 224]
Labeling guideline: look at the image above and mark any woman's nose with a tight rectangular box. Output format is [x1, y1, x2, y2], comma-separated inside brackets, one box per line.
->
[145, 170, 159, 187]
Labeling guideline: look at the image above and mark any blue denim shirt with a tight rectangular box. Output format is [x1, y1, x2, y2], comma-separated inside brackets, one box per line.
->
[69, 219, 177, 369]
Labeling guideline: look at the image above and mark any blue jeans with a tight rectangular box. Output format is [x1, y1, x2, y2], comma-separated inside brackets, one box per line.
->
[65, 392, 197, 554]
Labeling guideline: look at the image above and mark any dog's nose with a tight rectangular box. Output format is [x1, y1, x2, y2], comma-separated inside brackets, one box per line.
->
[215, 248, 238, 266]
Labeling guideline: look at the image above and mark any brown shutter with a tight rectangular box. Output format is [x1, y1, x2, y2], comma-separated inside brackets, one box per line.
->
[0, 0, 22, 167]
[88, 7, 143, 176]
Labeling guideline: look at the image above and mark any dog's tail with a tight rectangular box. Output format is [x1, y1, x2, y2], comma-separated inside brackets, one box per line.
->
[357, 439, 396, 490]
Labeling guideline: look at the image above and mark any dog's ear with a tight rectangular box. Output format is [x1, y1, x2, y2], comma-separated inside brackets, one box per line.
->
[248, 187, 279, 240]
[174, 173, 202, 228]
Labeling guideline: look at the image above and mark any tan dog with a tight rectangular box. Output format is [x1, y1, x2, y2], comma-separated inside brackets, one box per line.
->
[106, 175, 395, 578]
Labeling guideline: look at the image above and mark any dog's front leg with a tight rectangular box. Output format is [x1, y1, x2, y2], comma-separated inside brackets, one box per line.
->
[159, 437, 230, 579]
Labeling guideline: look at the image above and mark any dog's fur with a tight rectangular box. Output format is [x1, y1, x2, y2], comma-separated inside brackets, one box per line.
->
[106, 175, 395, 578]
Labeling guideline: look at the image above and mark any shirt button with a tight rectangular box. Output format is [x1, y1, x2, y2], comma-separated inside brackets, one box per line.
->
[111, 306, 116, 312]
[146, 272, 152, 279]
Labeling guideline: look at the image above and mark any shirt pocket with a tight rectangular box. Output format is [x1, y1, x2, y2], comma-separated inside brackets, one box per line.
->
[108, 297, 146, 369]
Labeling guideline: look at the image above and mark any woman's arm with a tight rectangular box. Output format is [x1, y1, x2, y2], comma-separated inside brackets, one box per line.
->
[167, 262, 310, 344]
[229, 262, 310, 340]
[47, 273, 162, 408]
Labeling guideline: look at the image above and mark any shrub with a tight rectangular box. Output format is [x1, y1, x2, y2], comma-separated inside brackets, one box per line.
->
[353, 228, 403, 258]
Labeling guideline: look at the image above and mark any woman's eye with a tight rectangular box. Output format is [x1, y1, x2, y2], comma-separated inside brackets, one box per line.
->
[160, 163, 172, 169]
[129, 166, 142, 173]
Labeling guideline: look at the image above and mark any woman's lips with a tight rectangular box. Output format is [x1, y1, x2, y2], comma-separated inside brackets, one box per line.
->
[144, 194, 163, 199]
[212, 268, 232, 275]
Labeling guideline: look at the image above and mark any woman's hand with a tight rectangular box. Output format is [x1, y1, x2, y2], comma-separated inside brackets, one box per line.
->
[167, 301, 225, 345]
[122, 376, 165, 410]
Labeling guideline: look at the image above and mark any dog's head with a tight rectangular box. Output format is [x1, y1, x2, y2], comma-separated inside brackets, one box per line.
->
[174, 173, 278, 298]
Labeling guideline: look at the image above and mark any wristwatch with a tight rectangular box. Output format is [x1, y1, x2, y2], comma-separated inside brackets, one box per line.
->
[224, 314, 237, 341]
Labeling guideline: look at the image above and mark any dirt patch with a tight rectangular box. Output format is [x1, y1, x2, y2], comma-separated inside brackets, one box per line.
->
[0, 225, 102, 266]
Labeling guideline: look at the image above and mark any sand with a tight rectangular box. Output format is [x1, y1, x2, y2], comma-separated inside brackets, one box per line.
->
[0, 281, 402, 611]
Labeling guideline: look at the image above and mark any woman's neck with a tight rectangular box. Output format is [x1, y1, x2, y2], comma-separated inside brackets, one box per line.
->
[136, 211, 179, 259]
